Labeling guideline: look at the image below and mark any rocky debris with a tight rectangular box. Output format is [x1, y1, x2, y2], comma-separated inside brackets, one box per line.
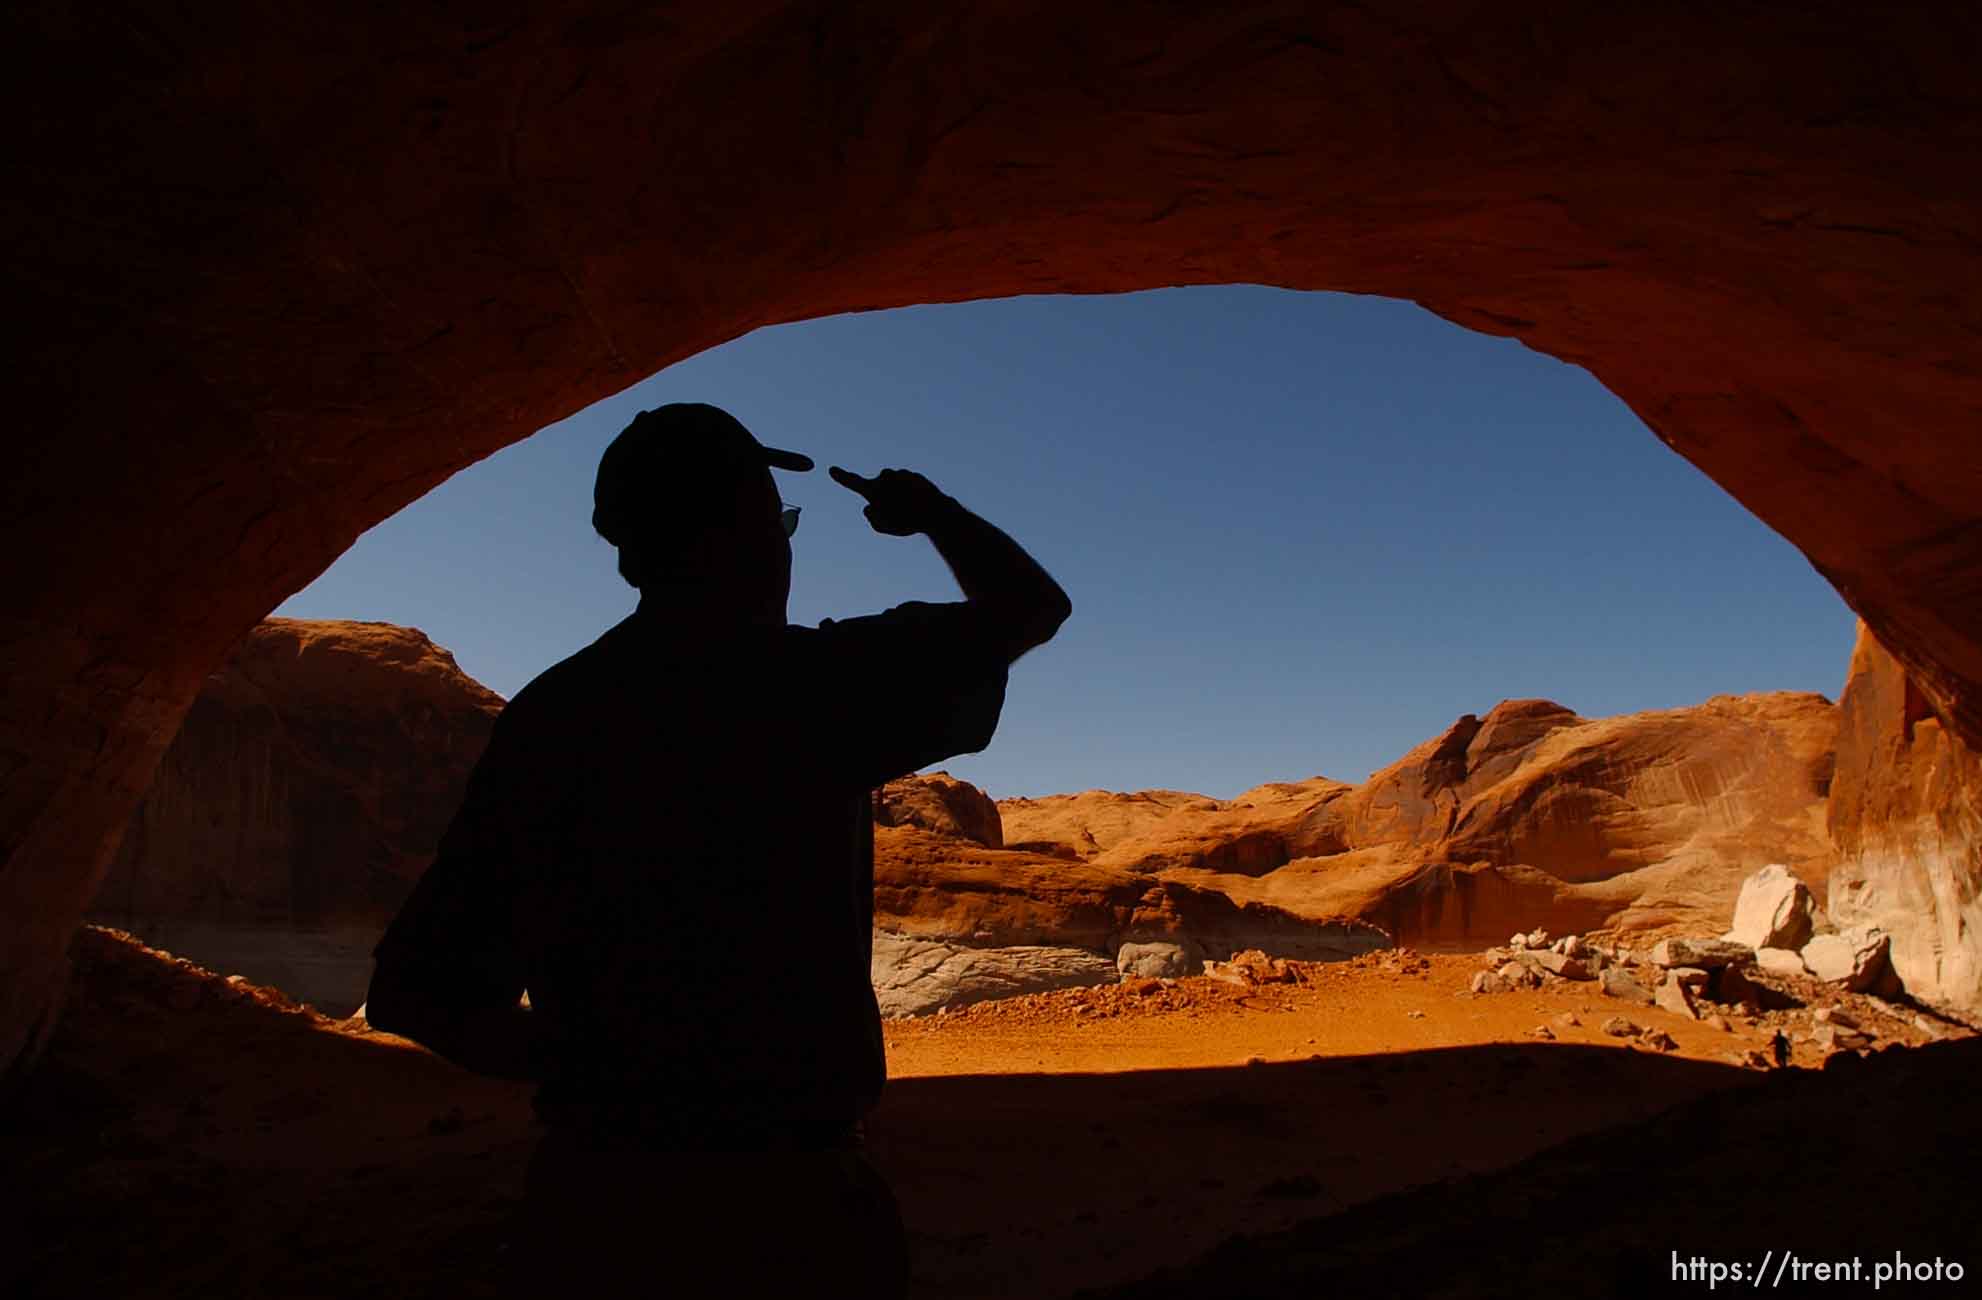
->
[1717, 964, 1768, 1013]
[1496, 960, 1542, 991]
[873, 772, 1004, 847]
[1801, 926, 1893, 993]
[1116, 940, 1199, 980]
[1552, 1012, 1582, 1030]
[1723, 863, 1820, 951]
[870, 933, 1118, 1018]
[1470, 970, 1508, 995]
[1206, 949, 1304, 987]
[1508, 928, 1550, 951]
[1601, 967, 1655, 1006]
[1757, 947, 1809, 977]
[1810, 1023, 1874, 1052]
[1812, 1007, 1859, 1029]
[1551, 934, 1587, 958]
[1641, 1030, 1679, 1052]
[1702, 1013, 1731, 1032]
[1730, 1048, 1774, 1070]
[1528, 1025, 1555, 1040]
[1601, 1017, 1641, 1038]
[1648, 937, 1753, 969]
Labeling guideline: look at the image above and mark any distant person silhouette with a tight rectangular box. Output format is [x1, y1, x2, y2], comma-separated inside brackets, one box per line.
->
[365, 402, 1071, 1297]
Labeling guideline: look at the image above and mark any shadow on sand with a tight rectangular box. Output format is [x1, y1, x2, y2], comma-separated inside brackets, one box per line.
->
[9, 932, 1974, 1299]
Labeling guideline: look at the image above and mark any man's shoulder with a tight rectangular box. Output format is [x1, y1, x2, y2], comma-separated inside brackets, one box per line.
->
[499, 626, 629, 723]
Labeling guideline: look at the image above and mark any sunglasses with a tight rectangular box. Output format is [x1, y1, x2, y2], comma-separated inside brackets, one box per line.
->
[780, 503, 801, 538]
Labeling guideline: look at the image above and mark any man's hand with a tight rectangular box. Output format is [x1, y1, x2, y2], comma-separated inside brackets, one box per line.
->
[829, 466, 959, 536]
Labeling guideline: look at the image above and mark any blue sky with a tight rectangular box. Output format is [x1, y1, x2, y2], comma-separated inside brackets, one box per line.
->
[278, 286, 1857, 800]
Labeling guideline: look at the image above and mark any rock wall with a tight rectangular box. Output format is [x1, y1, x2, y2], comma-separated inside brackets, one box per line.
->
[6, 0, 1982, 1076]
[92, 620, 503, 930]
[997, 694, 1838, 946]
[1829, 623, 1982, 1014]
[874, 772, 1003, 848]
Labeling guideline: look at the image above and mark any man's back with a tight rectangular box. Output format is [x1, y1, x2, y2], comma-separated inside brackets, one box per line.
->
[375, 599, 1008, 1142]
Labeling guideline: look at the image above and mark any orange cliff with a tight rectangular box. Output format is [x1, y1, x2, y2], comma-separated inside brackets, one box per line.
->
[106, 617, 1982, 1017]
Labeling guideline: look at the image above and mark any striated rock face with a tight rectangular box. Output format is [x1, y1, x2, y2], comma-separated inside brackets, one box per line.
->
[869, 934, 1117, 1018]
[7, 0, 1982, 1075]
[874, 772, 1003, 848]
[872, 826, 1387, 962]
[91, 620, 503, 930]
[1828, 623, 1982, 1013]
[1003, 694, 1838, 947]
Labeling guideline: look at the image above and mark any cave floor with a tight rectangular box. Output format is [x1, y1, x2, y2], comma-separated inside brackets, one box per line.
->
[7, 929, 1974, 1299]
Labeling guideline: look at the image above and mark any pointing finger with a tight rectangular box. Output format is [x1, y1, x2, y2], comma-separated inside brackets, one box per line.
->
[829, 465, 874, 495]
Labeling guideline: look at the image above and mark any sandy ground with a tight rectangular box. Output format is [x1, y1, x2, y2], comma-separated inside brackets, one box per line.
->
[7, 930, 1974, 1299]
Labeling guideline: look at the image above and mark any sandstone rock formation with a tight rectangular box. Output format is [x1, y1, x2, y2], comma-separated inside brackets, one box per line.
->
[8, 2, 1982, 1073]
[1723, 862, 1819, 951]
[1828, 623, 1982, 1014]
[874, 772, 1003, 848]
[871, 825, 1386, 963]
[1010, 694, 1839, 947]
[93, 619, 503, 929]
[869, 934, 1116, 1018]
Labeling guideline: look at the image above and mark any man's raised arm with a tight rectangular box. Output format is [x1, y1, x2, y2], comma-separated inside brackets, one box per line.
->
[829, 466, 1072, 661]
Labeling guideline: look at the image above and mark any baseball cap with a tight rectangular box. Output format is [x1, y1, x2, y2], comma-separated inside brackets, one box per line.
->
[591, 403, 814, 547]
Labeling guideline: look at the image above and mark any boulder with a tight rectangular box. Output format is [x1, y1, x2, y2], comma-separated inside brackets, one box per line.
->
[1668, 967, 1710, 995]
[1723, 863, 1819, 951]
[1470, 970, 1509, 995]
[1531, 950, 1592, 980]
[1642, 1030, 1679, 1052]
[1810, 1023, 1874, 1052]
[1600, 968, 1654, 1006]
[1601, 1017, 1641, 1038]
[1801, 926, 1892, 992]
[1115, 941, 1198, 980]
[1655, 978, 1698, 1021]
[1757, 948, 1810, 978]
[870, 934, 1117, 1018]
[1648, 937, 1754, 969]
[1497, 960, 1542, 991]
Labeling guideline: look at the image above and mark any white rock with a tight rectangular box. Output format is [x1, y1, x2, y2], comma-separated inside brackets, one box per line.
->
[872, 933, 1117, 1017]
[1115, 940, 1199, 980]
[1655, 977, 1699, 1021]
[1801, 926, 1891, 992]
[1757, 947, 1809, 978]
[1722, 863, 1819, 952]
[1532, 950, 1593, 980]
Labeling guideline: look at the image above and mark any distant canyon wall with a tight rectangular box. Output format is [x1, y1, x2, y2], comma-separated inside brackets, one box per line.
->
[103, 617, 1982, 1016]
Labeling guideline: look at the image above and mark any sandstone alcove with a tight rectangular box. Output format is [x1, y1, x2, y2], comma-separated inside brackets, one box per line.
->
[5, 2, 1979, 1082]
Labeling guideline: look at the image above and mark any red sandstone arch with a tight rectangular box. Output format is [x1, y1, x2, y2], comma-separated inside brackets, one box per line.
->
[4, 2, 1980, 1073]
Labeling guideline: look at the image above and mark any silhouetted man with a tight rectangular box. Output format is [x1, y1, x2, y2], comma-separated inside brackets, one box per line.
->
[365, 402, 1071, 1297]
